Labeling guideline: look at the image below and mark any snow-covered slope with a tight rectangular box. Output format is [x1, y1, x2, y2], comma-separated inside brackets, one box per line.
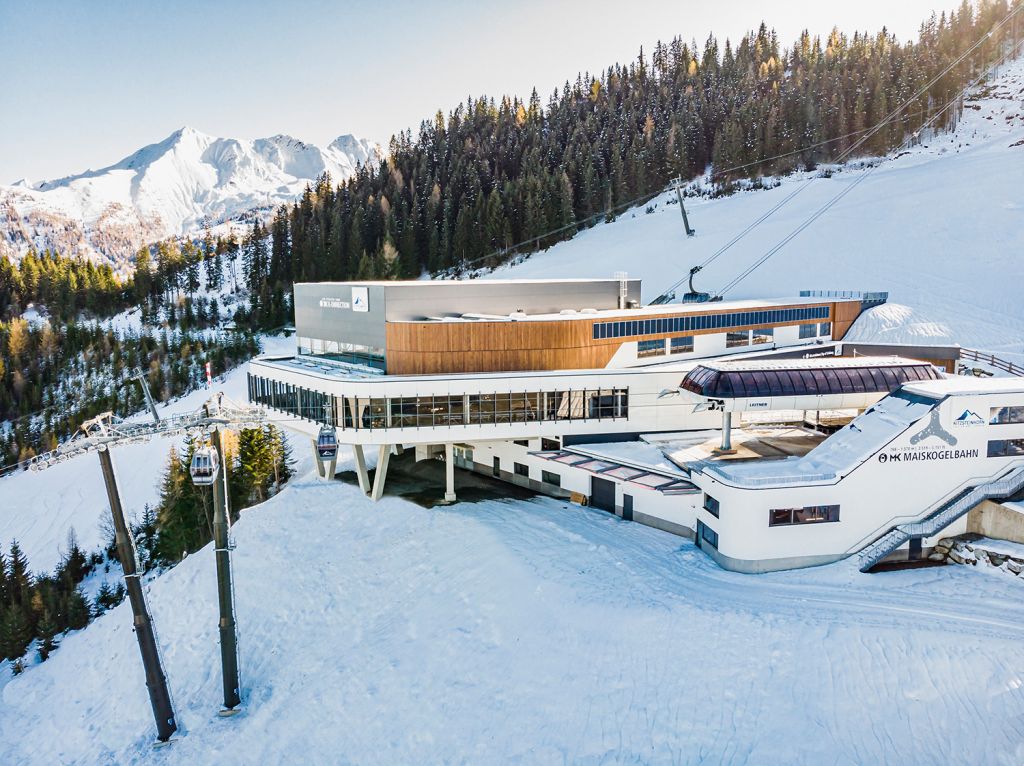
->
[0, 335, 296, 574]
[2, 458, 1023, 764]
[0, 128, 383, 270]
[488, 57, 1024, 363]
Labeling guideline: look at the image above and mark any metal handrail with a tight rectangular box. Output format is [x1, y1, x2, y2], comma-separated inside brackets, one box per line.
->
[858, 465, 1024, 571]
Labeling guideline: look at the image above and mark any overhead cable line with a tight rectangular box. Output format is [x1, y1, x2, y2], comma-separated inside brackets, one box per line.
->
[653, 3, 1023, 303]
[714, 30, 1024, 298]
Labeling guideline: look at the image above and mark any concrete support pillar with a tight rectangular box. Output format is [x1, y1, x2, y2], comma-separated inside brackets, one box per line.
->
[444, 443, 457, 503]
[720, 411, 733, 451]
[352, 444, 371, 495]
[371, 444, 392, 502]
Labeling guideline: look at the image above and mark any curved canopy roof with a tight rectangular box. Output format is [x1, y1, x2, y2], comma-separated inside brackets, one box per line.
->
[681, 357, 942, 399]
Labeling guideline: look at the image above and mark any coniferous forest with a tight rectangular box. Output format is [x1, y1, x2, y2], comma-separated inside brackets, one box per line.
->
[234, 2, 1020, 329]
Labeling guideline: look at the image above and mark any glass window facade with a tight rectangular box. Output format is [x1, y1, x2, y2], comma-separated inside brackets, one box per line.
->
[769, 505, 840, 526]
[670, 336, 694, 354]
[799, 323, 817, 339]
[990, 406, 1024, 425]
[637, 339, 666, 358]
[752, 327, 774, 345]
[249, 374, 629, 431]
[987, 439, 1024, 457]
[592, 305, 831, 340]
[681, 363, 941, 398]
[726, 330, 750, 348]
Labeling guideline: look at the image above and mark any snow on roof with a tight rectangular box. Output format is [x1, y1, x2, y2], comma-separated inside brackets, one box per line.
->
[704, 391, 935, 487]
[694, 355, 930, 372]
[903, 376, 1024, 399]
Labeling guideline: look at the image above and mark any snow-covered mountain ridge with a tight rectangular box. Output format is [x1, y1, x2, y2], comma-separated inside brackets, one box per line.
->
[0, 127, 383, 270]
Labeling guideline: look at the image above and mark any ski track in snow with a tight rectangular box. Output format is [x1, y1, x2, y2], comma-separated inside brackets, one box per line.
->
[1, 466, 1023, 765]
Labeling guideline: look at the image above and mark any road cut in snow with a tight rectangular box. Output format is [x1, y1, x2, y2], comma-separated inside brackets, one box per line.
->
[1, 452, 1022, 765]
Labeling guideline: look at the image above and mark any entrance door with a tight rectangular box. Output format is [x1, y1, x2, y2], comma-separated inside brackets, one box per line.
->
[622, 494, 634, 521]
[590, 476, 616, 514]
[492, 456, 500, 477]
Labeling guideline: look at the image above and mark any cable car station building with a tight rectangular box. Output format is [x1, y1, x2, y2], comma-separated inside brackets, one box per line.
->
[247, 278, 1024, 572]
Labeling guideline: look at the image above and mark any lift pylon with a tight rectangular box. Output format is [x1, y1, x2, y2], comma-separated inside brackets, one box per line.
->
[98, 446, 177, 743]
[209, 427, 241, 714]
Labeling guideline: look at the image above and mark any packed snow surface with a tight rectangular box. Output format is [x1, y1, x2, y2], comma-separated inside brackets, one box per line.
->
[488, 57, 1024, 363]
[2, 459, 1023, 765]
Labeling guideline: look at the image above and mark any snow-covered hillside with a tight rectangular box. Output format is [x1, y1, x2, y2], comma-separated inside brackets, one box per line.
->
[488, 57, 1024, 362]
[2, 455, 1023, 764]
[0, 335, 296, 574]
[0, 127, 383, 270]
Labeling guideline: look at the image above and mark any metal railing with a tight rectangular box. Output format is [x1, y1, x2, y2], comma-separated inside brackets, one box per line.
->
[799, 290, 889, 304]
[960, 348, 1024, 377]
[858, 465, 1024, 572]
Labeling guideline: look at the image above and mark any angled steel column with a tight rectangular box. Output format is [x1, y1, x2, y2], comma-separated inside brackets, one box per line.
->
[98, 446, 177, 742]
[211, 427, 241, 712]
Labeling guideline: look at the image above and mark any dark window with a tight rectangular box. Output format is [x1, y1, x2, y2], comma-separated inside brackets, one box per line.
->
[770, 508, 793, 526]
[514, 462, 529, 477]
[819, 322, 832, 336]
[514, 439, 530, 447]
[541, 470, 561, 487]
[700, 522, 719, 549]
[988, 439, 1024, 457]
[703, 494, 720, 518]
[670, 336, 694, 354]
[991, 406, 1024, 425]
[769, 504, 840, 526]
[541, 437, 560, 451]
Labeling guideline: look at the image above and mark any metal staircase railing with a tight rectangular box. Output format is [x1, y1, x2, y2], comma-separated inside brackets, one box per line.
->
[858, 465, 1024, 572]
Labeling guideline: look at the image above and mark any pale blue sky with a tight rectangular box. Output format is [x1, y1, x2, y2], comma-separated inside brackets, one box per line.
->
[1, 0, 949, 182]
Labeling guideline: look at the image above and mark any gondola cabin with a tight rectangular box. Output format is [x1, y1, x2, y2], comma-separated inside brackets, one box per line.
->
[190, 444, 220, 486]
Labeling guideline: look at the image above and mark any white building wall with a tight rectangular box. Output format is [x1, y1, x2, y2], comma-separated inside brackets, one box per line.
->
[690, 389, 1024, 572]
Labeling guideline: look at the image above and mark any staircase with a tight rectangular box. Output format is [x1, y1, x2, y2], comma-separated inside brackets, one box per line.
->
[858, 465, 1024, 572]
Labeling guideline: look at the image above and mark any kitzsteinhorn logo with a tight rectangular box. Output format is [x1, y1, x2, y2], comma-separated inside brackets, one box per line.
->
[953, 409, 985, 427]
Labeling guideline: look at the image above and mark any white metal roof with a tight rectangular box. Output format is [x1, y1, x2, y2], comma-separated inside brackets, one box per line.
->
[695, 356, 931, 372]
[903, 376, 1024, 399]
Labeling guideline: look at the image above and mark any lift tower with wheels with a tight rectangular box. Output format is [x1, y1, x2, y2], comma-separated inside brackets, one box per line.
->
[28, 395, 265, 732]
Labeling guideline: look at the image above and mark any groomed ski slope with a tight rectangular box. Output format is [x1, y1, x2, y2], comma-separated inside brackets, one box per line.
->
[489, 56, 1024, 362]
[2, 457, 1023, 765]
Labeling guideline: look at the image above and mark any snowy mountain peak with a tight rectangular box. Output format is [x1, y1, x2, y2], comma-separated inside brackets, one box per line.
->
[0, 127, 384, 270]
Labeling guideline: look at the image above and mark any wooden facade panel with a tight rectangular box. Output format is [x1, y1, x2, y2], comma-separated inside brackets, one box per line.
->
[384, 301, 854, 374]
